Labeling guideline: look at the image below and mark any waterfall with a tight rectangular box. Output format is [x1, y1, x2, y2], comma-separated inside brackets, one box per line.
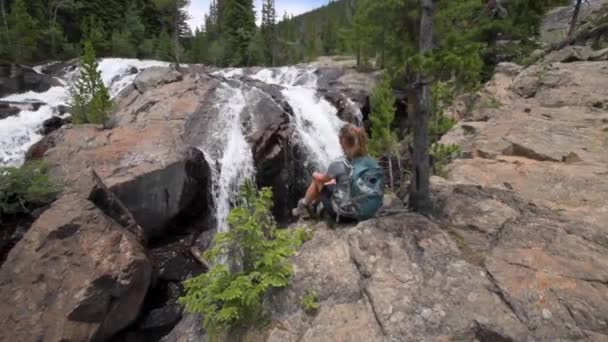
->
[1, 62, 348, 233]
[0, 58, 168, 166]
[250, 67, 345, 171]
[199, 82, 256, 233]
[201, 66, 346, 232]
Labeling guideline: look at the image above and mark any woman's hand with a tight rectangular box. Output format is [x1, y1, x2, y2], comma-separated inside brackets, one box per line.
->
[313, 172, 331, 183]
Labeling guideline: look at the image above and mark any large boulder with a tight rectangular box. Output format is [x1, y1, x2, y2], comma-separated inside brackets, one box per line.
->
[543, 45, 593, 63]
[0, 192, 152, 342]
[29, 68, 217, 240]
[0, 62, 61, 97]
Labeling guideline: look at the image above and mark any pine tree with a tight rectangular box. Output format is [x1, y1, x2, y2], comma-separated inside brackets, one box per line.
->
[124, 3, 147, 56]
[111, 30, 136, 58]
[69, 40, 113, 128]
[7, 0, 40, 63]
[369, 75, 398, 191]
[154, 30, 174, 60]
[153, 0, 190, 70]
[82, 16, 110, 56]
[261, 0, 277, 66]
[0, 0, 8, 60]
[222, 0, 256, 66]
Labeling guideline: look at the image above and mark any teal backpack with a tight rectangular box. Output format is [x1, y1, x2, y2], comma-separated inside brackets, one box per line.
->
[332, 156, 385, 221]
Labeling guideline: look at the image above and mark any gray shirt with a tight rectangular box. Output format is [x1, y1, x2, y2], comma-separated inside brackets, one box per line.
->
[326, 158, 352, 205]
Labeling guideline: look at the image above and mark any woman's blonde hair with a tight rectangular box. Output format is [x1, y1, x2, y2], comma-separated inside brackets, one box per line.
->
[339, 123, 368, 158]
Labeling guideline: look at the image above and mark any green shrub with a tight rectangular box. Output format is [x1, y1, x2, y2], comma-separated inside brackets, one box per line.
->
[300, 289, 320, 314]
[0, 161, 61, 216]
[430, 143, 460, 177]
[179, 182, 311, 337]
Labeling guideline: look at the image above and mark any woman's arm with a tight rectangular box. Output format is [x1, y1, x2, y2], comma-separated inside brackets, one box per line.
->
[313, 172, 333, 184]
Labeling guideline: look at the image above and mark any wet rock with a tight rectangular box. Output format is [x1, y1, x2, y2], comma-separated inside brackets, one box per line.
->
[0, 193, 152, 342]
[54, 104, 71, 115]
[138, 304, 183, 331]
[158, 252, 204, 282]
[40, 116, 67, 135]
[0, 62, 61, 97]
[0, 102, 20, 119]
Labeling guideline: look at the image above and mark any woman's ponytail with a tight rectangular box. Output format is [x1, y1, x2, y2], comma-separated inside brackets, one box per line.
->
[339, 124, 368, 158]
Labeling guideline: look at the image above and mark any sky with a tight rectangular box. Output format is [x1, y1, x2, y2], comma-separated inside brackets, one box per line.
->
[186, 0, 328, 30]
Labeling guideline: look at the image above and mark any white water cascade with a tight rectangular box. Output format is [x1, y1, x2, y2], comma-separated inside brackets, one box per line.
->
[204, 66, 346, 231]
[250, 67, 345, 170]
[0, 58, 168, 166]
[199, 82, 257, 233]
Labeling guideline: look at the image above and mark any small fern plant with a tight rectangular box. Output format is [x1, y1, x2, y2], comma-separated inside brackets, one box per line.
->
[300, 289, 320, 314]
[179, 181, 310, 337]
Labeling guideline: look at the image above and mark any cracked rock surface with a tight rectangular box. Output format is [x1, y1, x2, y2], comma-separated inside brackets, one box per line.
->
[244, 60, 608, 342]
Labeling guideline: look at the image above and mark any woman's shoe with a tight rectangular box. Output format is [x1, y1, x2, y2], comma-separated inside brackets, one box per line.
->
[292, 198, 312, 218]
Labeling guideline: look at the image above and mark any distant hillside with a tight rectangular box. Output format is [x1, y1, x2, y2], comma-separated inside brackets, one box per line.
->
[274, 0, 356, 65]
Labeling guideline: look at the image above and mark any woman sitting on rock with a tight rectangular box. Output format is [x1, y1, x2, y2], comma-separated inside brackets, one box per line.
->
[292, 123, 385, 223]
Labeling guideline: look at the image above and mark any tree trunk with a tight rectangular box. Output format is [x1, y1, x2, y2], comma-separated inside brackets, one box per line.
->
[380, 21, 386, 69]
[409, 0, 435, 213]
[0, 0, 10, 48]
[388, 154, 394, 193]
[173, 5, 181, 71]
[568, 0, 583, 38]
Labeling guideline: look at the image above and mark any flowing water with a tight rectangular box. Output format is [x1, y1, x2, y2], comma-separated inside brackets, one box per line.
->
[250, 67, 345, 170]
[199, 83, 256, 233]
[1, 61, 346, 232]
[0, 58, 168, 166]
[201, 66, 347, 231]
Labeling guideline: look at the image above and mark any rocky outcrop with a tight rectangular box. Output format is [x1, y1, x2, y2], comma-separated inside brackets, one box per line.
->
[29, 68, 217, 240]
[541, 0, 608, 45]
[316, 64, 380, 124]
[233, 175, 608, 341]
[442, 60, 608, 226]
[202, 59, 608, 342]
[0, 62, 61, 98]
[0, 191, 152, 342]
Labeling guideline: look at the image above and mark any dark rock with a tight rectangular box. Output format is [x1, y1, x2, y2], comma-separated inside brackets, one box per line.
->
[40, 116, 66, 135]
[320, 89, 362, 125]
[160, 314, 207, 342]
[138, 304, 183, 331]
[158, 252, 204, 282]
[0, 102, 20, 119]
[55, 104, 71, 115]
[0, 62, 61, 97]
[110, 148, 213, 240]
